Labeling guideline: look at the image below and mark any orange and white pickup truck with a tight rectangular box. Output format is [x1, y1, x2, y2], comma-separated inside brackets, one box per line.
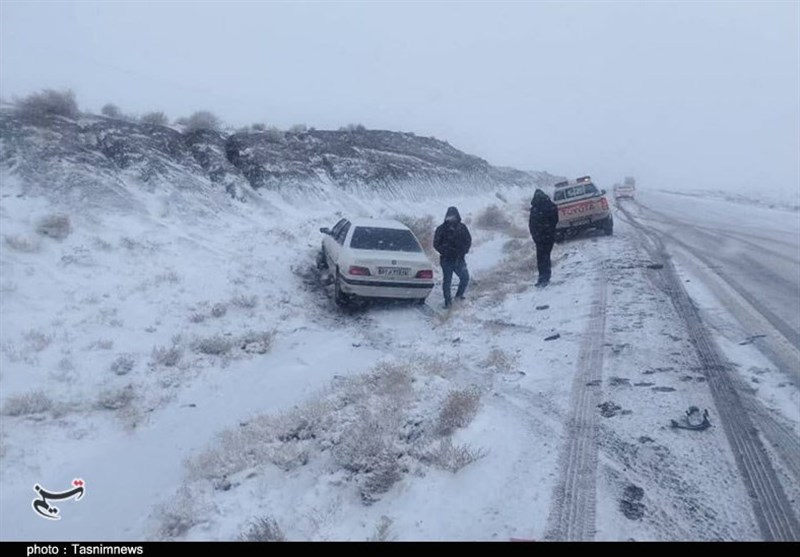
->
[553, 176, 613, 242]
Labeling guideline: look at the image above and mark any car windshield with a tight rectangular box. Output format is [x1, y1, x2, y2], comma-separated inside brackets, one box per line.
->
[554, 185, 589, 201]
[349, 227, 422, 252]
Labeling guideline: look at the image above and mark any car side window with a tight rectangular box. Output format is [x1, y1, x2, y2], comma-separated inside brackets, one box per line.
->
[330, 218, 346, 238]
[335, 222, 351, 245]
[584, 184, 598, 195]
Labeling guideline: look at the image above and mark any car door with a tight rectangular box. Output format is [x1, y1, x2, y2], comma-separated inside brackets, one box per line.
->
[323, 218, 345, 268]
[326, 219, 350, 270]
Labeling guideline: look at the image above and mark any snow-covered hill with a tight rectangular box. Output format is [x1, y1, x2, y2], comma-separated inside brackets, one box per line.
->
[0, 109, 558, 208]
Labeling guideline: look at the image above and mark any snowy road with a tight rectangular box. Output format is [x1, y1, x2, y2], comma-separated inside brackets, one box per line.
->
[632, 191, 800, 380]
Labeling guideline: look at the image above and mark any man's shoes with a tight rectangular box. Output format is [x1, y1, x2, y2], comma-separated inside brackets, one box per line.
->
[535, 280, 549, 288]
[442, 302, 452, 309]
[455, 295, 466, 301]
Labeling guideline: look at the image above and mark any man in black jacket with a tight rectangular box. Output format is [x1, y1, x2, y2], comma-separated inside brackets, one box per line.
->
[529, 189, 559, 287]
[434, 206, 472, 308]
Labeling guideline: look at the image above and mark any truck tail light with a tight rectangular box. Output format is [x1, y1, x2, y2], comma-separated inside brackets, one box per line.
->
[416, 269, 433, 279]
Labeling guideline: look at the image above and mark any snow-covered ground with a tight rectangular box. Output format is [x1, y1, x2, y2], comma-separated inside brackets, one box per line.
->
[1, 178, 798, 541]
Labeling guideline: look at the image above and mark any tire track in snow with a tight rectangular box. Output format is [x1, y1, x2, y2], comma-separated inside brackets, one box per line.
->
[618, 204, 800, 541]
[545, 270, 608, 541]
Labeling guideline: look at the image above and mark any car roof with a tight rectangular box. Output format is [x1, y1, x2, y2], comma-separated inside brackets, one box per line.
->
[349, 218, 410, 230]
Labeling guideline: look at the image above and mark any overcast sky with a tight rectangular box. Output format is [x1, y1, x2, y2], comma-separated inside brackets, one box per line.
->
[1, 1, 798, 194]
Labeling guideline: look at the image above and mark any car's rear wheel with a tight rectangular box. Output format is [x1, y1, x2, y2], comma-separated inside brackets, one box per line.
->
[334, 268, 350, 306]
[555, 231, 565, 243]
[604, 217, 614, 236]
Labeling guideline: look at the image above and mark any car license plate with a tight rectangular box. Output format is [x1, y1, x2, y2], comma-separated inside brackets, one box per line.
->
[378, 267, 410, 277]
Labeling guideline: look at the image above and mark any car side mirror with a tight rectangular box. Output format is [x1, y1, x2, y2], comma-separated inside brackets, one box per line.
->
[600, 190, 606, 195]
[320, 227, 331, 235]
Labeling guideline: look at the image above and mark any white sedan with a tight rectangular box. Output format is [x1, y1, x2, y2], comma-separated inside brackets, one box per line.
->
[317, 218, 434, 305]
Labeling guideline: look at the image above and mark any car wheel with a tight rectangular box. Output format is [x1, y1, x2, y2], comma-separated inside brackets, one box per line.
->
[555, 231, 565, 244]
[334, 268, 349, 306]
[316, 247, 328, 270]
[415, 297, 427, 305]
[604, 218, 614, 236]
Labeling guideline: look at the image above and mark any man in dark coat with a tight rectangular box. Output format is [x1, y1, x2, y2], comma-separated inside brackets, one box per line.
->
[434, 206, 472, 308]
[529, 189, 559, 286]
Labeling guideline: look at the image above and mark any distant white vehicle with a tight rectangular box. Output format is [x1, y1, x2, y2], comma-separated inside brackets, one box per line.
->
[614, 176, 636, 199]
[317, 218, 434, 305]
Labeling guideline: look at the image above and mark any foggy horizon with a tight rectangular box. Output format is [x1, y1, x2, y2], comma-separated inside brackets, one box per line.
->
[1, 1, 798, 195]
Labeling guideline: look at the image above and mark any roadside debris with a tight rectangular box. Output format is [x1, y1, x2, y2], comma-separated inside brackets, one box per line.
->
[620, 484, 645, 520]
[598, 401, 623, 417]
[535, 305, 549, 310]
[738, 334, 766, 346]
[670, 406, 711, 431]
[646, 263, 664, 270]
[544, 333, 560, 341]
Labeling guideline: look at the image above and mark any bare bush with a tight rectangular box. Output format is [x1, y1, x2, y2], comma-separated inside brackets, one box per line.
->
[140, 111, 168, 126]
[97, 385, 134, 410]
[436, 387, 481, 436]
[188, 312, 206, 324]
[2, 391, 53, 416]
[502, 238, 528, 254]
[184, 111, 220, 132]
[211, 303, 227, 318]
[239, 516, 286, 542]
[361, 461, 402, 505]
[101, 103, 122, 118]
[263, 127, 284, 141]
[251, 122, 266, 131]
[88, 339, 114, 350]
[15, 89, 79, 120]
[230, 294, 258, 309]
[475, 205, 512, 232]
[154, 271, 180, 284]
[155, 486, 206, 539]
[152, 344, 183, 367]
[36, 214, 71, 240]
[288, 124, 307, 133]
[24, 330, 52, 352]
[368, 515, 396, 542]
[395, 214, 434, 254]
[4, 234, 41, 253]
[340, 123, 367, 132]
[193, 334, 233, 356]
[332, 413, 403, 503]
[481, 348, 519, 374]
[110, 354, 135, 376]
[240, 330, 274, 354]
[420, 438, 487, 473]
